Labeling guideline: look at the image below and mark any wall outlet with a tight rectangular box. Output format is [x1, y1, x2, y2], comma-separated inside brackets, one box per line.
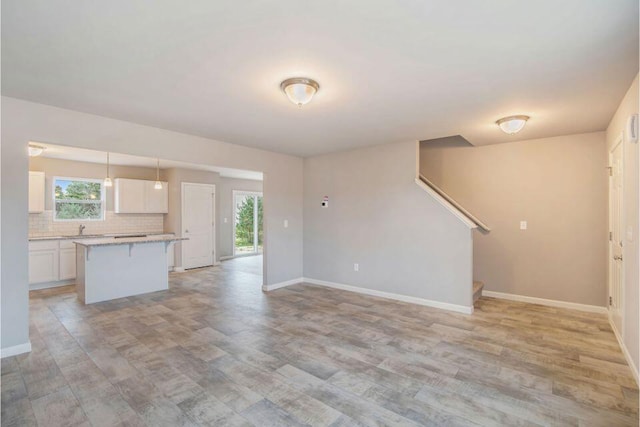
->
[353, 263, 359, 272]
[284, 219, 288, 228]
[223, 217, 228, 223]
[520, 221, 527, 230]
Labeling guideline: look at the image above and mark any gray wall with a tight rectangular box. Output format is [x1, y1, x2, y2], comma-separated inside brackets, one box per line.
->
[217, 177, 263, 258]
[606, 74, 639, 372]
[420, 132, 608, 306]
[303, 140, 473, 308]
[1, 96, 303, 352]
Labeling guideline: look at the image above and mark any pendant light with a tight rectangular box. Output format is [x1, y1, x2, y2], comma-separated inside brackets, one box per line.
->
[154, 158, 163, 190]
[104, 152, 113, 187]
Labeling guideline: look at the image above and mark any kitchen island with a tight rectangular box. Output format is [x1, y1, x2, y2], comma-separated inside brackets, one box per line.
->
[74, 235, 186, 304]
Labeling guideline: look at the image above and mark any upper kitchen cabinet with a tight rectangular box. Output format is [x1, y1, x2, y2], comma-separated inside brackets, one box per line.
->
[114, 178, 168, 213]
[29, 171, 45, 213]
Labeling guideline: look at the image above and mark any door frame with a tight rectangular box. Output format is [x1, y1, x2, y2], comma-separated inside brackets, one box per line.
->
[181, 182, 217, 269]
[608, 133, 624, 335]
[232, 190, 263, 257]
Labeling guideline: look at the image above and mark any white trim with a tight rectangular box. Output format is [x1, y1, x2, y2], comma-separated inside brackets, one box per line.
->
[262, 277, 303, 292]
[304, 277, 474, 314]
[609, 315, 639, 385]
[181, 182, 216, 270]
[414, 178, 477, 229]
[29, 279, 74, 291]
[483, 291, 607, 314]
[1, 342, 32, 358]
[220, 255, 234, 261]
[173, 266, 185, 273]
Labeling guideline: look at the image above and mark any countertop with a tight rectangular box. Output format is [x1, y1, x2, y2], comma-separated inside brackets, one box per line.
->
[73, 235, 186, 247]
[29, 232, 172, 241]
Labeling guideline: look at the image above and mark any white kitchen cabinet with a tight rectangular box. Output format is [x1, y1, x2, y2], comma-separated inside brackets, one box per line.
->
[29, 171, 45, 213]
[59, 240, 76, 280]
[114, 178, 145, 213]
[144, 181, 169, 213]
[115, 178, 168, 213]
[29, 240, 59, 284]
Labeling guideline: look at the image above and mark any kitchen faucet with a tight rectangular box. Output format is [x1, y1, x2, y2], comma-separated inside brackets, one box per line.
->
[79, 224, 86, 235]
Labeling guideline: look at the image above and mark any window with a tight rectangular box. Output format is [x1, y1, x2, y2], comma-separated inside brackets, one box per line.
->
[233, 191, 263, 255]
[53, 177, 104, 221]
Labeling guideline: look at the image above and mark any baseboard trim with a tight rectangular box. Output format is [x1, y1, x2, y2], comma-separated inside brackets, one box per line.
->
[304, 277, 474, 315]
[173, 267, 185, 273]
[29, 279, 75, 291]
[262, 277, 304, 292]
[609, 315, 639, 386]
[482, 291, 607, 314]
[1, 342, 32, 358]
[220, 255, 234, 261]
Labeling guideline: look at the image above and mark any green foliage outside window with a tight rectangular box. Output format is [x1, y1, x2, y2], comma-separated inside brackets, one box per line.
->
[54, 179, 103, 220]
[235, 195, 263, 252]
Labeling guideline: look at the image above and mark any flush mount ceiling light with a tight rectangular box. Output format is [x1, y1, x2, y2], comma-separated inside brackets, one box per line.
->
[28, 144, 45, 157]
[280, 77, 320, 107]
[496, 115, 530, 134]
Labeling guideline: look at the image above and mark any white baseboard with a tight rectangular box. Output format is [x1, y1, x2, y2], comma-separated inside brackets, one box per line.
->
[1, 342, 32, 358]
[482, 291, 607, 314]
[29, 279, 75, 291]
[220, 255, 234, 261]
[262, 277, 304, 292]
[609, 316, 639, 386]
[173, 267, 185, 273]
[304, 277, 474, 315]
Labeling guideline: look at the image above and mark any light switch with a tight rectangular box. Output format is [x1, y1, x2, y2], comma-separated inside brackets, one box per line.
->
[520, 221, 527, 230]
[284, 219, 288, 228]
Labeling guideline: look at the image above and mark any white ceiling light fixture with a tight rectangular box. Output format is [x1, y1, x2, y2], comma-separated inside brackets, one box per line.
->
[280, 77, 320, 107]
[154, 158, 163, 190]
[28, 144, 45, 157]
[496, 115, 530, 135]
[104, 152, 113, 187]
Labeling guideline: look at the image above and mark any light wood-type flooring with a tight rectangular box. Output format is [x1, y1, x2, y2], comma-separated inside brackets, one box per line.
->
[1, 255, 638, 426]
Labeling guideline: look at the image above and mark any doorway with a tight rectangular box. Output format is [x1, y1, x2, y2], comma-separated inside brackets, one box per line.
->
[182, 182, 216, 269]
[608, 134, 624, 334]
[232, 191, 263, 256]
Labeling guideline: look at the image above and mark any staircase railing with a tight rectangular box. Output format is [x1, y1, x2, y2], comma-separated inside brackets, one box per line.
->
[417, 174, 491, 233]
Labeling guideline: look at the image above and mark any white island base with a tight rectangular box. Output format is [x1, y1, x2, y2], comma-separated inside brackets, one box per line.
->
[75, 236, 184, 304]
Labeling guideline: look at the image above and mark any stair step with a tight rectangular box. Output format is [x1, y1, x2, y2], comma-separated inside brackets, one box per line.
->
[473, 281, 484, 304]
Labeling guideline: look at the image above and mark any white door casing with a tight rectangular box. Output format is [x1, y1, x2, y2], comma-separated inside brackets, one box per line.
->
[181, 182, 215, 270]
[608, 134, 624, 334]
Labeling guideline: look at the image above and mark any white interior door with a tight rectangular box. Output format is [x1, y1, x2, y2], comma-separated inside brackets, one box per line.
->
[182, 183, 215, 269]
[608, 136, 624, 333]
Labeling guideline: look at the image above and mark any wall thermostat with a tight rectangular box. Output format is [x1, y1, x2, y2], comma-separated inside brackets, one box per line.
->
[321, 195, 329, 208]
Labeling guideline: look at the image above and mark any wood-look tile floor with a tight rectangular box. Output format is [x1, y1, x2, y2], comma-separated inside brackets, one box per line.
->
[2, 255, 638, 426]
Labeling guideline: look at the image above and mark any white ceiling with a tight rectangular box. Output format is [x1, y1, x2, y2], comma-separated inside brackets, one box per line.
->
[33, 143, 263, 181]
[3, 1, 638, 157]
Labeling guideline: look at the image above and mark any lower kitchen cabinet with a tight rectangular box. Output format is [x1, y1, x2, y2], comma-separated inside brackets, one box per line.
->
[29, 239, 76, 285]
[28, 242, 59, 284]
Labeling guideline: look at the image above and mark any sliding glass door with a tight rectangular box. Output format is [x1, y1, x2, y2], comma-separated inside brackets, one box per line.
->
[233, 191, 263, 256]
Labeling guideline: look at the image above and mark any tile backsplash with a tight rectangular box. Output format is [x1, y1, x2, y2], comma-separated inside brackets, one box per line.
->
[29, 211, 164, 237]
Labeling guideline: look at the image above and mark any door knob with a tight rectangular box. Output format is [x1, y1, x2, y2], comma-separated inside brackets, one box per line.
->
[614, 255, 623, 261]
